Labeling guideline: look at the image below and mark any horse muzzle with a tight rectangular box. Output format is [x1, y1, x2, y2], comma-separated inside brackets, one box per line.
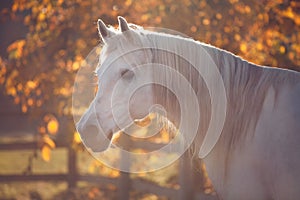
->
[76, 115, 112, 152]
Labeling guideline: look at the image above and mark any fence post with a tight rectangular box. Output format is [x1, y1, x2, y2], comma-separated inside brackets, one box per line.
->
[178, 151, 194, 200]
[118, 134, 131, 200]
[67, 145, 77, 188]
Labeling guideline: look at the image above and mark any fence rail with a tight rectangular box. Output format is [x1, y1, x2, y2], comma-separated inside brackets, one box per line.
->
[0, 140, 217, 200]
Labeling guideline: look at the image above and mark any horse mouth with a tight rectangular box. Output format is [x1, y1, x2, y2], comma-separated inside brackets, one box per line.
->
[107, 130, 113, 141]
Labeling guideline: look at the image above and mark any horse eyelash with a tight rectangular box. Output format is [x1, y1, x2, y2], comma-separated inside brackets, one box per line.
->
[120, 69, 134, 79]
[120, 69, 129, 76]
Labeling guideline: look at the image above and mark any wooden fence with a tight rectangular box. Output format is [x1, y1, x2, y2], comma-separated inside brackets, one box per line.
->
[0, 139, 217, 200]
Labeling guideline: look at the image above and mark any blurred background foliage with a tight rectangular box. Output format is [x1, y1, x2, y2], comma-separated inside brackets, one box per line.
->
[0, 0, 299, 183]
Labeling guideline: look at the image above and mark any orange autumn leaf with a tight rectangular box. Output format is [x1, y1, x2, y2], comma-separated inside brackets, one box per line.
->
[73, 131, 82, 144]
[109, 170, 120, 178]
[72, 61, 80, 71]
[43, 135, 56, 149]
[7, 87, 17, 96]
[41, 145, 51, 162]
[21, 104, 28, 113]
[26, 81, 37, 89]
[47, 118, 59, 135]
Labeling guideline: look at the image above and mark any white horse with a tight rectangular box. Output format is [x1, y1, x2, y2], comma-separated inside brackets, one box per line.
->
[76, 16, 300, 199]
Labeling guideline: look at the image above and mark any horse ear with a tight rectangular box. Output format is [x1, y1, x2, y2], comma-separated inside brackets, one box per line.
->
[97, 19, 114, 41]
[118, 16, 129, 32]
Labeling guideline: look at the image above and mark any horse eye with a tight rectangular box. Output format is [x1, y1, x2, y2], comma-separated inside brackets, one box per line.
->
[120, 69, 134, 80]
